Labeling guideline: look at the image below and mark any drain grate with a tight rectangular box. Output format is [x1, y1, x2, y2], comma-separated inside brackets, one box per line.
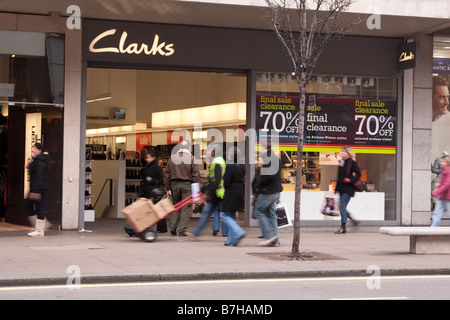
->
[247, 251, 346, 261]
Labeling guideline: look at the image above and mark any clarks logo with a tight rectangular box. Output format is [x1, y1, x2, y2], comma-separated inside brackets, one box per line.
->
[89, 29, 175, 57]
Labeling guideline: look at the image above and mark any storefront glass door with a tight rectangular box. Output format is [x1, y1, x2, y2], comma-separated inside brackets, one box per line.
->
[0, 31, 65, 226]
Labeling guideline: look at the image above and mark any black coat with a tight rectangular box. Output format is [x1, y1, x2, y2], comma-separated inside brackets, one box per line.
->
[257, 150, 283, 194]
[142, 160, 164, 199]
[335, 159, 361, 197]
[221, 163, 245, 213]
[29, 153, 48, 193]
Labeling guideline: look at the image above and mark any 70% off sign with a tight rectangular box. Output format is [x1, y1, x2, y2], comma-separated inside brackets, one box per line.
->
[355, 115, 394, 137]
[260, 111, 300, 133]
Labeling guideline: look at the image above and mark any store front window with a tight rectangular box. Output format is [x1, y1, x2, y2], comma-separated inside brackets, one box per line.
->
[256, 73, 398, 222]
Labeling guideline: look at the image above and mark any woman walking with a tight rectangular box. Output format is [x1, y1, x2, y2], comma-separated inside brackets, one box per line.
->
[334, 146, 361, 234]
[431, 155, 450, 227]
[221, 146, 246, 246]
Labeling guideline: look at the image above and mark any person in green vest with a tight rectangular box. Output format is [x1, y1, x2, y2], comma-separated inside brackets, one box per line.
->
[189, 143, 226, 238]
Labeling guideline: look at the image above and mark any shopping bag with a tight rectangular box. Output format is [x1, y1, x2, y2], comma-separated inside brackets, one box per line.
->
[276, 202, 292, 228]
[251, 196, 258, 219]
[320, 196, 340, 216]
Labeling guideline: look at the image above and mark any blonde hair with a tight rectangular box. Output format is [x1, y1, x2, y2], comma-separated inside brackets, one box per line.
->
[341, 146, 354, 159]
[441, 155, 450, 166]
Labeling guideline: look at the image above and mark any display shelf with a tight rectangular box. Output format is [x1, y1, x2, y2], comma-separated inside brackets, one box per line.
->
[124, 154, 143, 207]
[282, 151, 321, 189]
[84, 159, 95, 222]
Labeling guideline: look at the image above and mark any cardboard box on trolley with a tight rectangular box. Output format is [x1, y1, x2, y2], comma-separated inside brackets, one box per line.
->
[121, 197, 175, 233]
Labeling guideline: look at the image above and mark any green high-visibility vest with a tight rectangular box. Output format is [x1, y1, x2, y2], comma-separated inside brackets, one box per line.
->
[207, 156, 226, 199]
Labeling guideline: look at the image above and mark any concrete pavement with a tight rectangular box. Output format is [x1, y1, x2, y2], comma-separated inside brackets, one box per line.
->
[1, 219, 450, 286]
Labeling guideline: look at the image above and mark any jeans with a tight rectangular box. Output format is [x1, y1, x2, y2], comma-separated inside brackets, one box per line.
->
[339, 193, 352, 224]
[193, 201, 221, 237]
[255, 193, 280, 242]
[213, 206, 228, 235]
[431, 199, 450, 227]
[221, 212, 245, 246]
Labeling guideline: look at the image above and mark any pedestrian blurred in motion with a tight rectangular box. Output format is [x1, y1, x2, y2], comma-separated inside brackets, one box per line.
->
[221, 146, 246, 246]
[253, 140, 282, 246]
[164, 140, 201, 236]
[334, 146, 361, 234]
[431, 155, 450, 227]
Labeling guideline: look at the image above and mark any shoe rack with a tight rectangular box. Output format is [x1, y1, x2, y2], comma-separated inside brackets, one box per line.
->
[84, 158, 95, 222]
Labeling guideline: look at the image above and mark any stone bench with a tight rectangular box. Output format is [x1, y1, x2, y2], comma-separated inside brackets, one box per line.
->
[379, 227, 450, 254]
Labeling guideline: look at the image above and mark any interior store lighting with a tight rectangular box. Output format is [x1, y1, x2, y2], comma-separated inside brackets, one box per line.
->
[115, 136, 126, 143]
[152, 102, 246, 129]
[86, 92, 113, 103]
[86, 122, 147, 136]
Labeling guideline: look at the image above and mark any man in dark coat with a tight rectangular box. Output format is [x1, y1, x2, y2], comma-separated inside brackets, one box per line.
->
[221, 146, 246, 246]
[253, 140, 282, 246]
[142, 150, 167, 233]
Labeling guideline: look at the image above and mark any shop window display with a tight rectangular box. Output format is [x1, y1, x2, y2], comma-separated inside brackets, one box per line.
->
[256, 73, 398, 221]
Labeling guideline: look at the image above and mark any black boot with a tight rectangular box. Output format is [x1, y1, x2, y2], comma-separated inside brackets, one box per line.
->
[335, 223, 347, 234]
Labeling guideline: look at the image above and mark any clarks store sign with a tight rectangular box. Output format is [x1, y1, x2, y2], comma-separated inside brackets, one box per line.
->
[83, 19, 253, 69]
[89, 29, 175, 57]
[398, 41, 419, 70]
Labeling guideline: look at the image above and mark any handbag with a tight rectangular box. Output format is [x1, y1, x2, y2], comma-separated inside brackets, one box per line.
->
[28, 192, 42, 201]
[320, 195, 340, 216]
[346, 160, 364, 192]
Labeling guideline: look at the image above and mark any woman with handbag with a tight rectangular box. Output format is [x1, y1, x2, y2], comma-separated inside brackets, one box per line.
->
[27, 143, 48, 237]
[334, 146, 361, 234]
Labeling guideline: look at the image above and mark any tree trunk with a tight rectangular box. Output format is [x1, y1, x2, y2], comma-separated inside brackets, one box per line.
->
[290, 71, 307, 260]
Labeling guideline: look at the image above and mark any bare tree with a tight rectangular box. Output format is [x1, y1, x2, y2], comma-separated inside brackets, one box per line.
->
[264, 0, 359, 259]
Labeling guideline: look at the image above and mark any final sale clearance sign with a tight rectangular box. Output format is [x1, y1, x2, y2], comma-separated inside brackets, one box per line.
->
[256, 94, 397, 154]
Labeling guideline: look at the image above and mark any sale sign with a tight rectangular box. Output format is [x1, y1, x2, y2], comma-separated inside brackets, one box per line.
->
[256, 94, 300, 149]
[256, 94, 397, 154]
[136, 133, 151, 151]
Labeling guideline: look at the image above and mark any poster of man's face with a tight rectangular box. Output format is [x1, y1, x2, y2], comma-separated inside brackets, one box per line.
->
[433, 75, 450, 122]
[432, 73, 450, 168]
